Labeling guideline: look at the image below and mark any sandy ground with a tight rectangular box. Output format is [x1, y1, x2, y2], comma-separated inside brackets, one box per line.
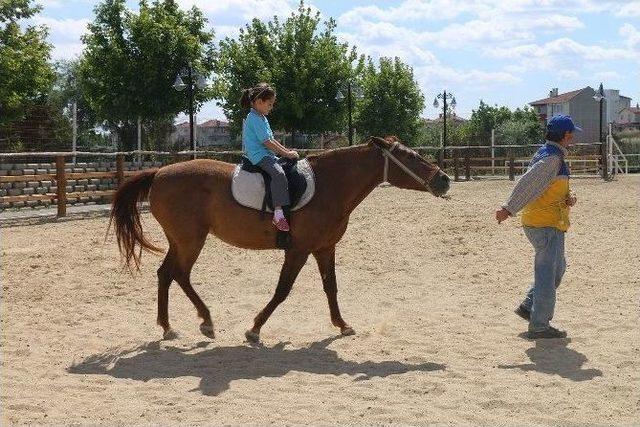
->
[1, 176, 639, 426]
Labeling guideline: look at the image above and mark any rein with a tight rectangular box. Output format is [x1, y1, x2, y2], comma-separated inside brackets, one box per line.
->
[380, 141, 441, 194]
[375, 140, 569, 218]
[441, 193, 568, 216]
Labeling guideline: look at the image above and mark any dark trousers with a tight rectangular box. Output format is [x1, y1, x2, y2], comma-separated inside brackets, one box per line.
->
[257, 156, 290, 208]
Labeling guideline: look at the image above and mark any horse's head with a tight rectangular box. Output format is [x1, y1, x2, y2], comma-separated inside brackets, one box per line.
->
[368, 136, 450, 197]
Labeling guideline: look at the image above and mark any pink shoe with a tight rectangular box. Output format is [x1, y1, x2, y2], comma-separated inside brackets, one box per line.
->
[272, 217, 290, 232]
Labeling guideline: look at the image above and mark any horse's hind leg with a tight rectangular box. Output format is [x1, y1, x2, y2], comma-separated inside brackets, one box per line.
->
[157, 246, 178, 340]
[313, 246, 354, 336]
[172, 230, 216, 339]
[245, 250, 309, 342]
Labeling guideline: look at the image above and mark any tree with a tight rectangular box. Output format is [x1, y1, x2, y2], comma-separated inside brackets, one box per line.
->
[0, 0, 54, 128]
[459, 101, 543, 146]
[355, 57, 425, 145]
[495, 107, 544, 145]
[215, 1, 359, 139]
[466, 100, 511, 145]
[47, 59, 116, 150]
[79, 0, 216, 150]
[415, 121, 440, 147]
[415, 117, 473, 147]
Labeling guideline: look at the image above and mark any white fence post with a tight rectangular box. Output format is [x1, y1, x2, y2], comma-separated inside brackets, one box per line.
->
[608, 123, 629, 175]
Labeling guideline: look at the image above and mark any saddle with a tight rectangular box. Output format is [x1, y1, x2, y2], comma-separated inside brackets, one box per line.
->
[231, 157, 316, 249]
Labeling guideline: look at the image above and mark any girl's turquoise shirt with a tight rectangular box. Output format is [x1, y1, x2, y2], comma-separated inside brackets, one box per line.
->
[242, 108, 275, 165]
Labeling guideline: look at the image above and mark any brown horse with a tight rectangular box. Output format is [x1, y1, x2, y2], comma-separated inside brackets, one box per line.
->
[109, 136, 450, 342]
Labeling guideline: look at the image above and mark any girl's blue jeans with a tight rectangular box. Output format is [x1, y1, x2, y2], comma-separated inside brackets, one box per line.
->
[521, 226, 566, 331]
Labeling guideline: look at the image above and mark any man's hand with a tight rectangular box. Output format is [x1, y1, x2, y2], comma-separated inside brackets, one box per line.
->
[495, 207, 511, 224]
[285, 150, 299, 160]
[565, 192, 577, 207]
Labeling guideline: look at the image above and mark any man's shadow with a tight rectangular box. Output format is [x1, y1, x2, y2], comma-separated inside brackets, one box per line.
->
[498, 337, 602, 382]
[68, 336, 446, 396]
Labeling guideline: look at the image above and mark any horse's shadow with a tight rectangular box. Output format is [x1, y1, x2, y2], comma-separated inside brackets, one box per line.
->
[498, 337, 602, 382]
[68, 336, 446, 396]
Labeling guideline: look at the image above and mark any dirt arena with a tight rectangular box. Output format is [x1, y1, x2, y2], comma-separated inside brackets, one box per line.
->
[2, 176, 638, 426]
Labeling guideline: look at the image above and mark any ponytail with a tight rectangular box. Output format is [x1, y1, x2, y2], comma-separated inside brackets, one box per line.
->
[239, 83, 276, 109]
[240, 89, 252, 109]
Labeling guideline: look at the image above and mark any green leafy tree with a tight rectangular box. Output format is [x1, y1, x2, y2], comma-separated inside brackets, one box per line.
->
[416, 118, 473, 147]
[459, 101, 543, 146]
[454, 121, 474, 145]
[355, 57, 425, 145]
[79, 0, 216, 150]
[466, 100, 512, 145]
[495, 107, 544, 145]
[0, 0, 54, 128]
[416, 121, 440, 147]
[215, 1, 359, 140]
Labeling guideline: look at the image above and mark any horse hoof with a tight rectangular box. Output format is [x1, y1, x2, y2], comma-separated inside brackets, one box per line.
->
[245, 329, 260, 343]
[200, 323, 215, 339]
[163, 328, 179, 340]
[341, 326, 356, 336]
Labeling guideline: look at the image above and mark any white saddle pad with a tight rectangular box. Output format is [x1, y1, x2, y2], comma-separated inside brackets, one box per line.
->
[231, 159, 316, 212]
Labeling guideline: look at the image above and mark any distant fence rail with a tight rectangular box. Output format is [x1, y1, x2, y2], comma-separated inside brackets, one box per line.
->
[411, 142, 608, 181]
[0, 143, 612, 217]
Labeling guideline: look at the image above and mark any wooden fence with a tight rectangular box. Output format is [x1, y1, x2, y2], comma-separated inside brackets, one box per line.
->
[414, 142, 607, 182]
[1, 154, 128, 217]
[0, 149, 323, 218]
[0, 143, 608, 218]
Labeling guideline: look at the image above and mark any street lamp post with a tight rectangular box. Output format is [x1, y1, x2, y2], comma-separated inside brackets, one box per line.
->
[336, 81, 362, 146]
[593, 82, 605, 143]
[173, 64, 207, 158]
[593, 82, 607, 179]
[433, 90, 456, 149]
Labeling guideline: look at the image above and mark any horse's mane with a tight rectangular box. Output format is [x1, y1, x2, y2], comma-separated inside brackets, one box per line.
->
[306, 136, 402, 161]
[305, 142, 370, 160]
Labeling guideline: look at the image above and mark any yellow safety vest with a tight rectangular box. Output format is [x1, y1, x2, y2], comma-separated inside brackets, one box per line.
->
[521, 144, 570, 232]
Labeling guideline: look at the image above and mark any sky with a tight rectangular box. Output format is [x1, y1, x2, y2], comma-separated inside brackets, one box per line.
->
[34, 0, 640, 122]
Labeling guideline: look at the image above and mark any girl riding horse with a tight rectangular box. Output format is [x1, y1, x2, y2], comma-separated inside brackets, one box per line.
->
[109, 137, 450, 342]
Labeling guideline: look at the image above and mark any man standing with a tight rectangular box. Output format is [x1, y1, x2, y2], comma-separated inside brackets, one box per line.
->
[496, 115, 579, 339]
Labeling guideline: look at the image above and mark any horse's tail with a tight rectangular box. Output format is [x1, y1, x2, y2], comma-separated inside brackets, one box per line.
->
[108, 169, 163, 272]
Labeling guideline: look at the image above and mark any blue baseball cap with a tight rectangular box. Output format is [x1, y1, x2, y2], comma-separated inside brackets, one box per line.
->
[547, 115, 582, 133]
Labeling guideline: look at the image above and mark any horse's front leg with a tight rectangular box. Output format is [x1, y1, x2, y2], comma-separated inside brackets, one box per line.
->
[313, 245, 354, 336]
[245, 250, 309, 342]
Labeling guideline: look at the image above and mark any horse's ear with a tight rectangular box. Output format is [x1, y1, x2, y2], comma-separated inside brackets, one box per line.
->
[368, 136, 393, 150]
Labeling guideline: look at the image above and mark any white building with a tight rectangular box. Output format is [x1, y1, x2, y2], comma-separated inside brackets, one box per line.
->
[604, 89, 632, 124]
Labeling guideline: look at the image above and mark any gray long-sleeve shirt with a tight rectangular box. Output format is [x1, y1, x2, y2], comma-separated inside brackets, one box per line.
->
[502, 142, 568, 215]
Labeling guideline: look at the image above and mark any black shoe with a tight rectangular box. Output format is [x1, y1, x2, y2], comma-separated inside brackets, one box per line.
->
[527, 326, 567, 339]
[514, 305, 530, 321]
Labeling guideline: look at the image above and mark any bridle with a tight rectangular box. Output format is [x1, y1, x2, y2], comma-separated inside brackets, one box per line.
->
[379, 141, 441, 194]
